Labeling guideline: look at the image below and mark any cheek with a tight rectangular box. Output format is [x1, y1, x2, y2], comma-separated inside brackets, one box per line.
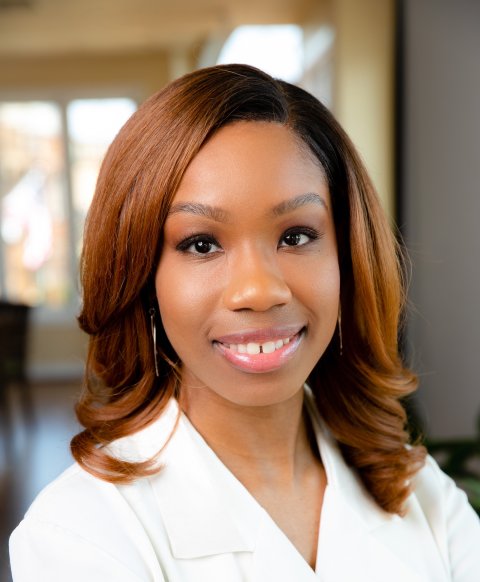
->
[155, 257, 181, 341]
[314, 263, 341, 305]
[288, 255, 340, 309]
[292, 259, 340, 351]
[155, 256, 215, 346]
[305, 263, 340, 357]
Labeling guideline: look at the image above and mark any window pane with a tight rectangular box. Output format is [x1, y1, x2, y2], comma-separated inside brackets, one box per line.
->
[0, 102, 69, 308]
[67, 98, 137, 257]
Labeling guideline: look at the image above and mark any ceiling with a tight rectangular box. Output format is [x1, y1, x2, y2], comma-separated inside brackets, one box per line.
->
[0, 0, 315, 57]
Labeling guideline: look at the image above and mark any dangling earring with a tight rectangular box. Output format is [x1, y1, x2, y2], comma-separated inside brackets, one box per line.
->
[338, 307, 343, 356]
[149, 307, 160, 377]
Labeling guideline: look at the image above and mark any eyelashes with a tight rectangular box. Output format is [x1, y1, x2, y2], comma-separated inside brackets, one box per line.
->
[176, 234, 220, 255]
[175, 226, 322, 256]
[280, 226, 320, 247]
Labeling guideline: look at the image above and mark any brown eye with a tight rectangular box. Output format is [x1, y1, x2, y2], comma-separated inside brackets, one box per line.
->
[283, 233, 303, 246]
[193, 240, 214, 253]
[176, 234, 221, 255]
[280, 230, 317, 248]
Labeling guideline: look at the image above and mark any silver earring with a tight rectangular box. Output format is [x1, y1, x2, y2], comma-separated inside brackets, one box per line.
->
[149, 307, 160, 377]
[338, 308, 343, 356]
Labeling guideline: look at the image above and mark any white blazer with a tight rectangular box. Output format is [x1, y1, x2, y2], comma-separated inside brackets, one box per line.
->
[10, 392, 480, 581]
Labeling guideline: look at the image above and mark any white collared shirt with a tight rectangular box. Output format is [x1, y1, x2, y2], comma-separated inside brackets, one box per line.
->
[10, 392, 480, 581]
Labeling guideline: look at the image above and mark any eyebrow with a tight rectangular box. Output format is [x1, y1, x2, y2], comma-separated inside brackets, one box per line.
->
[168, 202, 230, 223]
[270, 192, 327, 216]
[168, 192, 327, 222]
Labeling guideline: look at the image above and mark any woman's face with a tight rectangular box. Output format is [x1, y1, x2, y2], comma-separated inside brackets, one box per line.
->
[155, 121, 340, 407]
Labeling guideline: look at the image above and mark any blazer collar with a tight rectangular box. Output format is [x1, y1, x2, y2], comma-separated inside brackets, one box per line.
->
[150, 402, 260, 559]
[304, 392, 449, 582]
[128, 392, 386, 554]
[113, 392, 448, 582]
[303, 390, 396, 531]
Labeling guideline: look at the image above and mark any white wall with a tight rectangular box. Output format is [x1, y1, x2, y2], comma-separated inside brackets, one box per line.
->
[403, 0, 480, 438]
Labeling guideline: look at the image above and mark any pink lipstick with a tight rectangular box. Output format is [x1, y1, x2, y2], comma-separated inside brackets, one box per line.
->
[213, 326, 304, 373]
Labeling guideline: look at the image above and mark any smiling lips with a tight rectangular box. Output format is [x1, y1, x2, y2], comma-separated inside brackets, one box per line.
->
[213, 327, 304, 373]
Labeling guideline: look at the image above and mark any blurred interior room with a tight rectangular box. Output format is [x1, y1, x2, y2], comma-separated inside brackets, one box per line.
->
[1, 0, 479, 579]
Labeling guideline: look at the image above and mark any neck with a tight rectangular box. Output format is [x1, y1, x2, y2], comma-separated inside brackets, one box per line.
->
[180, 384, 317, 485]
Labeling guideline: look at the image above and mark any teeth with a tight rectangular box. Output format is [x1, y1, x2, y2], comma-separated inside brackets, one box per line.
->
[247, 342, 260, 355]
[227, 335, 295, 355]
[262, 341, 276, 354]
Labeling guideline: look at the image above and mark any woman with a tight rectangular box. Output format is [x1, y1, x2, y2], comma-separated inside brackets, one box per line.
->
[10, 64, 480, 581]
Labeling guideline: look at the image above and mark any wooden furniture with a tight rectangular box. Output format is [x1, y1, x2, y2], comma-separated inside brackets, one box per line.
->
[0, 301, 33, 448]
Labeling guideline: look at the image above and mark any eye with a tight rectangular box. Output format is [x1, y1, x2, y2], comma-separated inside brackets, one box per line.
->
[279, 227, 319, 247]
[176, 234, 221, 255]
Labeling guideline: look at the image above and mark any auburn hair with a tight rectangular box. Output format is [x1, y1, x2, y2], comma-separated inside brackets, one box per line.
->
[72, 63, 425, 514]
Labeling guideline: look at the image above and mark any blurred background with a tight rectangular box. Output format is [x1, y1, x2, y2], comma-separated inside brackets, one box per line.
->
[0, 0, 479, 578]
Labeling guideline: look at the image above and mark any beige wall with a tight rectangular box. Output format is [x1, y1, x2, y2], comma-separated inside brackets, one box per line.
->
[0, 51, 170, 99]
[332, 0, 395, 219]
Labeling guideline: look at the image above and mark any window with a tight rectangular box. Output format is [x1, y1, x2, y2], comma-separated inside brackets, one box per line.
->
[215, 24, 334, 108]
[0, 97, 136, 313]
[216, 25, 304, 82]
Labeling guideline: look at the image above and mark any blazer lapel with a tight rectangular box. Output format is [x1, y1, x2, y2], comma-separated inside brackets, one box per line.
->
[147, 405, 322, 579]
[115, 392, 450, 582]
[109, 398, 258, 559]
[251, 513, 320, 582]
[318, 486, 449, 582]
[305, 392, 450, 582]
[149, 408, 259, 559]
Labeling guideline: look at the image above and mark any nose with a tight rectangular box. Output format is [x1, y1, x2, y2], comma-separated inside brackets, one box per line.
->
[222, 247, 292, 312]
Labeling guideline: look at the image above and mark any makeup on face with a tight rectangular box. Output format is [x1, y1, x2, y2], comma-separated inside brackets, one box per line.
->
[155, 121, 340, 408]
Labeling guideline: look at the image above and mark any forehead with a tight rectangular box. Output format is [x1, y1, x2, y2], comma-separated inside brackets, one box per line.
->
[171, 121, 329, 211]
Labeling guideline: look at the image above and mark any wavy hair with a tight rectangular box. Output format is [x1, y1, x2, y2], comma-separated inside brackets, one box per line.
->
[71, 63, 425, 514]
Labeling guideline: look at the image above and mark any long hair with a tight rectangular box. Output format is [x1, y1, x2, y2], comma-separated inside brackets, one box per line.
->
[71, 63, 425, 514]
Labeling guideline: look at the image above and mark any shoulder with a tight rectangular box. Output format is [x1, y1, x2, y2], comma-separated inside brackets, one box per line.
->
[20, 462, 125, 527]
[410, 454, 480, 578]
[11, 400, 182, 543]
[14, 398, 180, 538]
[9, 408, 185, 582]
[411, 453, 475, 520]
[9, 462, 165, 581]
[11, 462, 148, 553]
